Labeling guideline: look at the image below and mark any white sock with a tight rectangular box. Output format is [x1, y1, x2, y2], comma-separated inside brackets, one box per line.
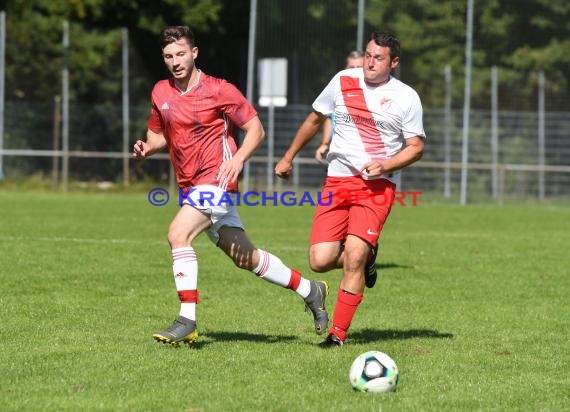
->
[253, 249, 311, 298]
[172, 247, 198, 320]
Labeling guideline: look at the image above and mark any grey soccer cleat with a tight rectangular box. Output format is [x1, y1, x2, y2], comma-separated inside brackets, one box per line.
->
[152, 316, 198, 346]
[304, 280, 329, 335]
[364, 244, 379, 288]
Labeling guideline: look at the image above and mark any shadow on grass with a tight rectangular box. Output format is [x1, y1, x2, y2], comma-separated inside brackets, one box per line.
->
[156, 332, 300, 349]
[184, 331, 298, 349]
[349, 328, 453, 344]
[207, 331, 298, 343]
[376, 262, 413, 270]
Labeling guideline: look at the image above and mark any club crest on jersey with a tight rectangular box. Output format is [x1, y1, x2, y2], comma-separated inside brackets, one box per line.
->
[380, 97, 392, 110]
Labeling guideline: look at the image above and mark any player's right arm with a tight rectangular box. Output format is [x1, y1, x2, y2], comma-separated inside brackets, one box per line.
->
[133, 129, 167, 159]
[275, 111, 327, 179]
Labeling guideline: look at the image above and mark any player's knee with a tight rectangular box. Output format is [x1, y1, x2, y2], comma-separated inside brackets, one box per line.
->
[343, 253, 367, 274]
[233, 257, 254, 271]
[310, 245, 341, 272]
[167, 227, 184, 248]
[166, 228, 175, 244]
[309, 255, 332, 273]
[339, 242, 366, 268]
[229, 248, 256, 271]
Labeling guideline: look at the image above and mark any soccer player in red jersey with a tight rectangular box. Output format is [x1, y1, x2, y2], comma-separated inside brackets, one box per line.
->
[276, 32, 426, 347]
[133, 26, 328, 346]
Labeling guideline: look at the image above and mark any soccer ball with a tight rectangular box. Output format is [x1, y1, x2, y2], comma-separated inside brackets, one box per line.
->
[349, 351, 399, 393]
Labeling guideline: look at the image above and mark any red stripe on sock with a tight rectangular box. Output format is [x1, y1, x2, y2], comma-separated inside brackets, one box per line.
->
[172, 251, 197, 261]
[254, 250, 269, 277]
[287, 269, 302, 290]
[330, 289, 363, 341]
[178, 289, 200, 303]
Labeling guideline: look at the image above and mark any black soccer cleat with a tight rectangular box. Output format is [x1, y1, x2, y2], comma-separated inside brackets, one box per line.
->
[364, 244, 379, 289]
[152, 316, 198, 347]
[318, 333, 344, 348]
[304, 280, 329, 335]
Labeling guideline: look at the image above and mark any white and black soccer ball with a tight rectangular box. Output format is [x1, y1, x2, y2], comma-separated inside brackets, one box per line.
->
[349, 351, 399, 393]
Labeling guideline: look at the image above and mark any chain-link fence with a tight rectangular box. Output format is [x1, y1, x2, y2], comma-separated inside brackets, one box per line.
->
[1, 3, 569, 203]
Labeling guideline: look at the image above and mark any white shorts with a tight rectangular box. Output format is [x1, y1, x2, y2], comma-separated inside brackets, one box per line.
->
[180, 184, 244, 244]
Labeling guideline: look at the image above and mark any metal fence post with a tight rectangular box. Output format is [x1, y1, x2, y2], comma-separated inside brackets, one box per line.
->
[444, 65, 452, 197]
[538, 71, 545, 200]
[498, 164, 505, 206]
[61, 21, 70, 192]
[491, 66, 499, 198]
[0, 11, 5, 181]
[52, 95, 61, 187]
[122, 28, 130, 186]
[460, 0, 474, 205]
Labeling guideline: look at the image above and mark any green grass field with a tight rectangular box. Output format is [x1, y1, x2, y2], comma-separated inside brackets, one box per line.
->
[1, 190, 568, 411]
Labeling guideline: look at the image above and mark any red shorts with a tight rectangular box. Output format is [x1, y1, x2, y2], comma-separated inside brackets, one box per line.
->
[310, 176, 395, 247]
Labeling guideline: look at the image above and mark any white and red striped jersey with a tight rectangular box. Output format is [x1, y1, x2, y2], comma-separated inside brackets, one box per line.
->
[147, 71, 257, 192]
[312, 67, 425, 182]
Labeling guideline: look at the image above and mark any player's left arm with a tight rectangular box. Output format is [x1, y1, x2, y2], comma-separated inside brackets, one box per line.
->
[217, 116, 264, 189]
[361, 136, 424, 177]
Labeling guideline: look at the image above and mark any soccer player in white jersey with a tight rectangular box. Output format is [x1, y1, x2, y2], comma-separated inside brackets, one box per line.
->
[133, 26, 328, 346]
[275, 31, 426, 347]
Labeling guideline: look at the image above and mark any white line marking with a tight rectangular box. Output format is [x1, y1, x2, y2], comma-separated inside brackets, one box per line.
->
[0, 235, 164, 245]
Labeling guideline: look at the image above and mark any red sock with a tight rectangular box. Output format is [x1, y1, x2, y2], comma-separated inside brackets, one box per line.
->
[286, 269, 301, 291]
[330, 289, 363, 341]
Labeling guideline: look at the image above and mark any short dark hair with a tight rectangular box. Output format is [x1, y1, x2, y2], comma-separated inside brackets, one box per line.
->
[370, 32, 400, 61]
[160, 26, 196, 49]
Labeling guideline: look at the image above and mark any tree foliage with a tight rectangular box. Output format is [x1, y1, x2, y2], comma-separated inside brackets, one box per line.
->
[2, 0, 222, 103]
[366, 0, 570, 109]
[1, 0, 569, 110]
